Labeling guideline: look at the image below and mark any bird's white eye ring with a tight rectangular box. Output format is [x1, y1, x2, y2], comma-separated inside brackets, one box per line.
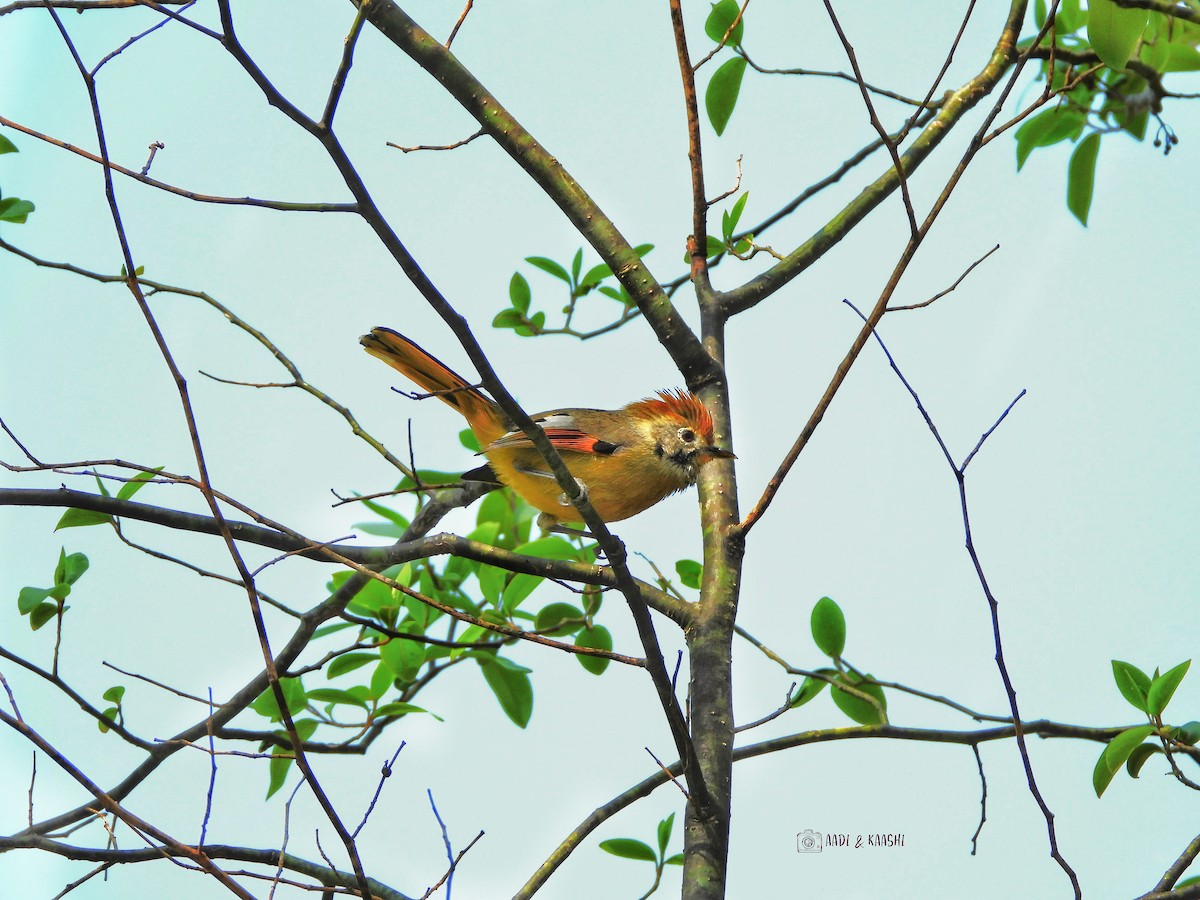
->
[679, 427, 696, 443]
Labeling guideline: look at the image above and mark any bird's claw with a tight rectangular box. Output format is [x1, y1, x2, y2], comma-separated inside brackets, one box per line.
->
[557, 478, 589, 508]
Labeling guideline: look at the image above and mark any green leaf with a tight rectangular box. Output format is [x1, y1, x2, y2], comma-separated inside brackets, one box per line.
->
[632, 243, 655, 258]
[789, 674, 830, 708]
[29, 602, 59, 631]
[810, 597, 846, 658]
[0, 134, 17, 154]
[1087, 0, 1149, 71]
[1171, 721, 1200, 746]
[116, 466, 164, 501]
[525, 256, 571, 283]
[493, 308, 525, 329]
[705, 57, 747, 136]
[1178, 876, 1200, 890]
[328, 652, 379, 681]
[1111, 659, 1152, 712]
[657, 813, 675, 857]
[305, 688, 369, 709]
[675, 559, 702, 590]
[1094, 725, 1155, 796]
[1147, 659, 1191, 717]
[466, 521, 502, 548]
[1057, 0, 1086, 33]
[1164, 42, 1200, 73]
[571, 248, 583, 284]
[380, 634, 424, 683]
[17, 586, 52, 615]
[54, 549, 89, 587]
[0, 197, 34, 223]
[312, 621, 360, 640]
[249, 677, 307, 722]
[580, 261, 612, 288]
[1014, 107, 1085, 170]
[102, 686, 126, 703]
[704, 0, 745, 47]
[369, 660, 395, 699]
[477, 563, 507, 605]
[1125, 742, 1161, 778]
[502, 573, 543, 612]
[516, 536, 580, 561]
[1113, 105, 1149, 141]
[266, 751, 294, 799]
[509, 272, 531, 314]
[725, 191, 749, 240]
[375, 701, 434, 718]
[459, 428, 482, 453]
[830, 673, 886, 725]
[599, 838, 657, 862]
[534, 602, 583, 634]
[477, 655, 533, 727]
[1066, 132, 1100, 225]
[575, 625, 612, 676]
[98, 706, 119, 734]
[55, 507, 114, 530]
[357, 496, 412, 530]
[345, 576, 400, 617]
[665, 853, 684, 866]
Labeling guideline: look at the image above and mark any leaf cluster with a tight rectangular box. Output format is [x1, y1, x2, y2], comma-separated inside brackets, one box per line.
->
[1093, 658, 1195, 797]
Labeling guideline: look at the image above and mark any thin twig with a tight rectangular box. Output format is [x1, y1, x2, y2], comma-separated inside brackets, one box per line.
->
[668, 0, 713, 296]
[844, 298, 1076, 895]
[646, 747, 688, 799]
[353, 744, 406, 838]
[444, 0, 473, 49]
[692, 0, 748, 71]
[426, 789, 456, 898]
[970, 744, 987, 855]
[139, 141, 165, 176]
[739, 49, 939, 108]
[422, 831, 484, 900]
[889, 244, 1000, 312]
[388, 128, 485, 153]
[322, 5, 366, 127]
[733, 684, 797, 733]
[0, 116, 355, 212]
[199, 689, 217, 847]
[821, 0, 918, 239]
[705, 155, 744, 208]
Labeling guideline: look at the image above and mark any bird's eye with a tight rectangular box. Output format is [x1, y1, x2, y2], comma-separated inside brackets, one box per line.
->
[678, 428, 696, 443]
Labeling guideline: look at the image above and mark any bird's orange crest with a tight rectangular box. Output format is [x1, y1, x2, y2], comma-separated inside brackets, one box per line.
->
[629, 389, 716, 439]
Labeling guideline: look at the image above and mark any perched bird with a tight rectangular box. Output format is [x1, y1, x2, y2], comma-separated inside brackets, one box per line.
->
[360, 326, 734, 532]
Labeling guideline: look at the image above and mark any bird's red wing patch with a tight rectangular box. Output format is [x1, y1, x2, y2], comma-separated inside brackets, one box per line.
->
[486, 429, 615, 454]
[543, 429, 609, 453]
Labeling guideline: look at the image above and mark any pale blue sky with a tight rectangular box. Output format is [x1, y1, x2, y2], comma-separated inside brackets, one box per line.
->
[2, 3, 1197, 898]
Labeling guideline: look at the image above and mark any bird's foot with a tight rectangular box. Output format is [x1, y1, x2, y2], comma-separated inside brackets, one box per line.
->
[557, 478, 589, 509]
[536, 511, 597, 543]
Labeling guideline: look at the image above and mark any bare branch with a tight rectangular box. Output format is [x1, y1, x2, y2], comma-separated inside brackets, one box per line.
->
[444, 0, 474, 49]
[387, 127, 485, 153]
[889, 243, 1000, 312]
[0, 116, 356, 212]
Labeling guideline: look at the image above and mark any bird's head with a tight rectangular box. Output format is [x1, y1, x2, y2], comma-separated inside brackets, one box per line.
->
[628, 390, 736, 483]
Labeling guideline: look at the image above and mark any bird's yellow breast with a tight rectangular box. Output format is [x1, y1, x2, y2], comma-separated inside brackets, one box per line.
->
[486, 444, 692, 524]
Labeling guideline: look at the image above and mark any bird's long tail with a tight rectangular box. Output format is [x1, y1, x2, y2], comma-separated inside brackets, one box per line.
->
[360, 327, 508, 445]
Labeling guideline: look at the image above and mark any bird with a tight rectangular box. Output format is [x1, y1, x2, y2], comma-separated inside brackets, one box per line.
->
[360, 326, 734, 533]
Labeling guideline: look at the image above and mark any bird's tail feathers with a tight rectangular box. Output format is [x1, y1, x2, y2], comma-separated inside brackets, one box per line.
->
[360, 327, 506, 443]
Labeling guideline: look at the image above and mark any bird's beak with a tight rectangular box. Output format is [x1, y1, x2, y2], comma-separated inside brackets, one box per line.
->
[698, 446, 737, 462]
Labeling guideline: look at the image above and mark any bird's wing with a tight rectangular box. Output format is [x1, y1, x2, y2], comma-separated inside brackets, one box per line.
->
[484, 413, 621, 456]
